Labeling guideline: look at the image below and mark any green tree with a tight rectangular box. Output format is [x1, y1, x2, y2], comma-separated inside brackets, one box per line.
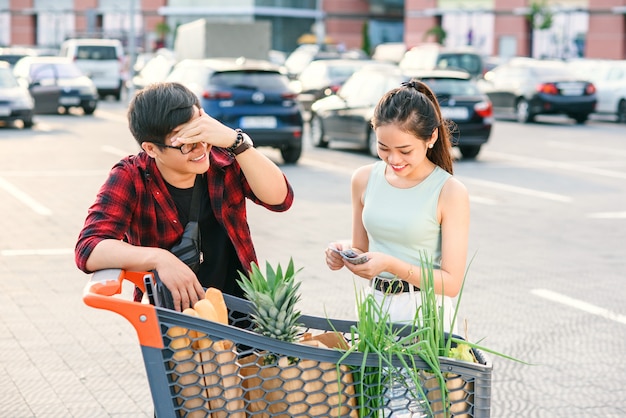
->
[424, 25, 447, 45]
[527, 0, 553, 30]
[361, 21, 371, 55]
[526, 1, 553, 57]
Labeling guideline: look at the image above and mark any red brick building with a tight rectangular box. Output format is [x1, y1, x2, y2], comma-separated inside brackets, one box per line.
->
[1, 0, 625, 59]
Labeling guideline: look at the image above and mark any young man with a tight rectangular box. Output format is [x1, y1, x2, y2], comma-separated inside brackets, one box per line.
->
[75, 82, 294, 311]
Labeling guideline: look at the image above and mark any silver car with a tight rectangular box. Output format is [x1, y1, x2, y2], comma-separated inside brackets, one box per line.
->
[0, 61, 34, 128]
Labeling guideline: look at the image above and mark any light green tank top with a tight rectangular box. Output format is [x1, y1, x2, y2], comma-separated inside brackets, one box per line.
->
[362, 161, 451, 279]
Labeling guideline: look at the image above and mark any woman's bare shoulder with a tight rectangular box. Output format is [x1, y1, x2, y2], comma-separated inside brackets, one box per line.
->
[441, 175, 469, 204]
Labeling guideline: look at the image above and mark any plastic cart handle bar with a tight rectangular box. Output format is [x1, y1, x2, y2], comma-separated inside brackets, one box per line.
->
[83, 268, 164, 349]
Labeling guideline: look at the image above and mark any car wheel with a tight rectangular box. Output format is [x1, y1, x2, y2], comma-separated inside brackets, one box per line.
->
[367, 129, 379, 158]
[22, 118, 34, 128]
[458, 145, 481, 159]
[82, 103, 97, 115]
[617, 100, 626, 124]
[572, 114, 588, 124]
[515, 99, 534, 123]
[281, 143, 302, 164]
[310, 115, 328, 148]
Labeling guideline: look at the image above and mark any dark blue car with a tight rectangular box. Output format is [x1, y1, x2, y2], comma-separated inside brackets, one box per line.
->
[166, 58, 304, 164]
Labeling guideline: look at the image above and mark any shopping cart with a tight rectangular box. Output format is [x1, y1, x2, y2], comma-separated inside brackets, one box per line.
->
[83, 268, 492, 417]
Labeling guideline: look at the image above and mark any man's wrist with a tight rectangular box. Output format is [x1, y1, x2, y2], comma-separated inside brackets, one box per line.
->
[227, 129, 253, 156]
[226, 129, 244, 153]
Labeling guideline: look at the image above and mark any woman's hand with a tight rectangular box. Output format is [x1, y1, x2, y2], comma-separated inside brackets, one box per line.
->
[325, 242, 348, 271]
[341, 252, 389, 281]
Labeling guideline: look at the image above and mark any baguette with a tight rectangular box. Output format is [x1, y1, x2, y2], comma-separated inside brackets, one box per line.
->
[205, 287, 228, 325]
[194, 299, 219, 324]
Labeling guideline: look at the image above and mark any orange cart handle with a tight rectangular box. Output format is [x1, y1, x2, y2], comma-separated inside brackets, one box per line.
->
[83, 269, 164, 349]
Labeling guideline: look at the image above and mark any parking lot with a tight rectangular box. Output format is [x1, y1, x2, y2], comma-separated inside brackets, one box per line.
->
[1, 98, 625, 416]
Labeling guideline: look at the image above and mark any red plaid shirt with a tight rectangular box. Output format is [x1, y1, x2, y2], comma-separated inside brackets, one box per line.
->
[75, 148, 293, 274]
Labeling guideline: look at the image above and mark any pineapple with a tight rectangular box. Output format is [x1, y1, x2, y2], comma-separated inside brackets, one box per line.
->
[237, 258, 303, 344]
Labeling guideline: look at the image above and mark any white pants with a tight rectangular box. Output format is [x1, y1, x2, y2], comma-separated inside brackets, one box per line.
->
[369, 282, 458, 335]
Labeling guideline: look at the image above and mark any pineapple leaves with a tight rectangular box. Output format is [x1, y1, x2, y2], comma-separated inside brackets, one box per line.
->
[237, 258, 304, 344]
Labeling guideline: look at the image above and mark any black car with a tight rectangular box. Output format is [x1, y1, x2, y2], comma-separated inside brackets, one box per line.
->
[13, 56, 98, 115]
[477, 57, 597, 124]
[310, 64, 493, 159]
[166, 57, 304, 163]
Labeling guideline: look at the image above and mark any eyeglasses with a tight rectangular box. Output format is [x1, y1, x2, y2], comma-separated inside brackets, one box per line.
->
[152, 142, 200, 155]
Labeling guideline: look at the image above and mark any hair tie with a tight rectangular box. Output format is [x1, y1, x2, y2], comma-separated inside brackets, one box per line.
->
[401, 80, 419, 90]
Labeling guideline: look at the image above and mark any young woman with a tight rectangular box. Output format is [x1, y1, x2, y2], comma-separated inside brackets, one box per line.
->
[324, 79, 470, 332]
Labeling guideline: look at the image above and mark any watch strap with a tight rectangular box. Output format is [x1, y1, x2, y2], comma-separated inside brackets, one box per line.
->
[232, 139, 253, 156]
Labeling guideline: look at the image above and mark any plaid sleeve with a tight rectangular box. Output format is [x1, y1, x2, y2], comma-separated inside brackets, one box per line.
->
[75, 164, 137, 273]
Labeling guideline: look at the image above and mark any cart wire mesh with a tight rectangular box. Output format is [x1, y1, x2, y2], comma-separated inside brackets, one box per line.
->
[145, 294, 491, 418]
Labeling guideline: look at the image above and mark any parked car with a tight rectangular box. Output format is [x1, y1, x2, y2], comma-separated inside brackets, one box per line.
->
[371, 42, 407, 64]
[130, 53, 177, 91]
[399, 44, 486, 79]
[569, 59, 626, 123]
[309, 63, 493, 159]
[59, 38, 125, 101]
[477, 57, 597, 124]
[13, 56, 98, 115]
[166, 57, 304, 163]
[283, 43, 369, 79]
[296, 58, 373, 113]
[0, 61, 34, 128]
[0, 46, 57, 67]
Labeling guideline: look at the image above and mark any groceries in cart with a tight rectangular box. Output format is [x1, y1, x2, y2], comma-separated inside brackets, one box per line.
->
[84, 266, 492, 417]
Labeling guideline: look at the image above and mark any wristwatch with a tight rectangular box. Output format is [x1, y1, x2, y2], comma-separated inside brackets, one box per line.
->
[227, 129, 253, 156]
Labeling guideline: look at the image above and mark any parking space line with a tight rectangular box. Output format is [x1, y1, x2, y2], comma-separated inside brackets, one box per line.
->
[0, 176, 52, 216]
[300, 157, 355, 175]
[470, 195, 497, 205]
[462, 178, 572, 202]
[548, 141, 626, 158]
[486, 151, 626, 180]
[0, 170, 107, 177]
[96, 109, 127, 124]
[587, 211, 626, 219]
[301, 157, 559, 204]
[102, 145, 134, 157]
[532, 288, 626, 325]
[0, 248, 73, 256]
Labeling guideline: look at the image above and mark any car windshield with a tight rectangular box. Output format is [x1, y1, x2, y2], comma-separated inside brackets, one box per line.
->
[437, 54, 483, 75]
[327, 64, 364, 78]
[211, 71, 289, 91]
[0, 55, 27, 66]
[30, 62, 84, 80]
[0, 68, 19, 87]
[76, 46, 118, 60]
[421, 78, 480, 95]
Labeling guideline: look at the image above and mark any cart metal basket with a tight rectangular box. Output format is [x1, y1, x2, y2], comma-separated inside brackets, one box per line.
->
[83, 269, 492, 417]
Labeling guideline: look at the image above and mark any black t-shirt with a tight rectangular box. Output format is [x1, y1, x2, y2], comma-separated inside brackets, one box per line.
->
[166, 176, 244, 298]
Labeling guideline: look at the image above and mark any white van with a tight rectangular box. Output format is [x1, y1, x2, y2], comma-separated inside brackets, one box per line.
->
[59, 38, 125, 101]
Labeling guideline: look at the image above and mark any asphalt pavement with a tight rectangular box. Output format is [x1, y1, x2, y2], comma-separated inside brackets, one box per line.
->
[2, 102, 625, 417]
